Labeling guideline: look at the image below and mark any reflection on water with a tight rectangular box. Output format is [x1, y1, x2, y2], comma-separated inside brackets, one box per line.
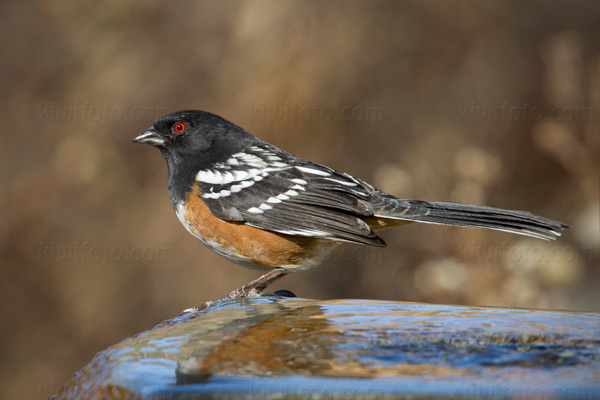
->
[53, 297, 600, 399]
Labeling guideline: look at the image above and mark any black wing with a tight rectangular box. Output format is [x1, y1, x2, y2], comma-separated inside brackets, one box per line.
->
[193, 144, 385, 246]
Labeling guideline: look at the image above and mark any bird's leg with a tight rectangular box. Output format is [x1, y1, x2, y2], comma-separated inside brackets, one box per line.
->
[226, 267, 288, 299]
[180, 268, 289, 314]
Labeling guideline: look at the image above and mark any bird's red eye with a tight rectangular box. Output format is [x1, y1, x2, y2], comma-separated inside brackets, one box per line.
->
[173, 122, 186, 133]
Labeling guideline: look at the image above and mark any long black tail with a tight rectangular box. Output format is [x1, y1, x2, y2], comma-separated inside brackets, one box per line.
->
[372, 198, 568, 240]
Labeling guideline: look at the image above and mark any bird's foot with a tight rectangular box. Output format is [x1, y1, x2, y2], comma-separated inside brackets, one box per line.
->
[225, 267, 288, 299]
[181, 268, 290, 314]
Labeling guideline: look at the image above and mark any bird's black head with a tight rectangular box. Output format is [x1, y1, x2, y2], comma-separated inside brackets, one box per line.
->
[134, 110, 253, 165]
[134, 110, 256, 204]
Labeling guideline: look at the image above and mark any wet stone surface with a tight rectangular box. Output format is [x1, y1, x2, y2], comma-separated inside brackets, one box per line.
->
[53, 297, 600, 399]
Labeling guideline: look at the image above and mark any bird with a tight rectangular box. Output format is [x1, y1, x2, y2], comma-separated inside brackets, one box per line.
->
[133, 110, 568, 298]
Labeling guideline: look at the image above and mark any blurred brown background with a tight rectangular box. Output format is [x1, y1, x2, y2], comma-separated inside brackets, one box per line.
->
[1, 0, 599, 398]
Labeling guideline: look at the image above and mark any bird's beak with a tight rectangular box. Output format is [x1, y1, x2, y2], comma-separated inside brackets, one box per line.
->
[133, 127, 165, 146]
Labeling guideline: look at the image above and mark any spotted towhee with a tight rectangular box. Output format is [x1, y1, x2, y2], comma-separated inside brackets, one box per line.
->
[134, 110, 568, 298]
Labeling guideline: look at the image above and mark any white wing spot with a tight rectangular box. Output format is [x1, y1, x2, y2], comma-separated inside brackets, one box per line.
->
[296, 166, 331, 176]
[203, 191, 223, 199]
[237, 153, 268, 168]
[196, 170, 214, 183]
[240, 180, 255, 188]
[233, 170, 250, 180]
[196, 169, 235, 184]
[292, 185, 305, 191]
[267, 197, 282, 203]
[247, 207, 264, 214]
[259, 203, 272, 210]
[291, 178, 307, 185]
[324, 177, 358, 186]
[222, 171, 235, 183]
[276, 193, 290, 201]
[230, 185, 242, 193]
[284, 190, 299, 197]
[275, 229, 330, 237]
